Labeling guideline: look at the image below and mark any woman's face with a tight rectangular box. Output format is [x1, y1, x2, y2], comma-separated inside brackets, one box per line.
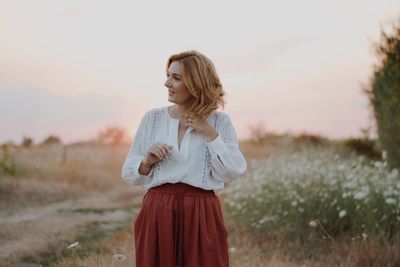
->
[164, 61, 194, 105]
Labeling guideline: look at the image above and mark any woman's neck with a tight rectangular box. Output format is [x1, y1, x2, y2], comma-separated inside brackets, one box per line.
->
[171, 104, 190, 119]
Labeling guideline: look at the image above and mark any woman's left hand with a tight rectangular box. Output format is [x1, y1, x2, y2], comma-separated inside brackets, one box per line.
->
[184, 113, 218, 142]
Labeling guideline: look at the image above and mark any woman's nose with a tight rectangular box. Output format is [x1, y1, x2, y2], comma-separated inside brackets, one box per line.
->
[164, 79, 171, 87]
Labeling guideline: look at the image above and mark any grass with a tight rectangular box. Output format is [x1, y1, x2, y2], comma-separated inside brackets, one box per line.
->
[20, 221, 122, 267]
[3, 136, 400, 266]
[225, 140, 400, 266]
[0, 143, 142, 266]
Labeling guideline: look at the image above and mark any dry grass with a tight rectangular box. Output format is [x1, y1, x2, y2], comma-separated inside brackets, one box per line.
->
[0, 144, 143, 266]
[1, 140, 398, 266]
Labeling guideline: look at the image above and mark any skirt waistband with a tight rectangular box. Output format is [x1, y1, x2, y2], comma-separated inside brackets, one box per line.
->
[148, 182, 215, 196]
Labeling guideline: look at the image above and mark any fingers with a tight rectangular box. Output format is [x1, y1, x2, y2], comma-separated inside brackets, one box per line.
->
[159, 145, 169, 159]
[184, 113, 195, 126]
[149, 147, 163, 160]
[149, 144, 173, 161]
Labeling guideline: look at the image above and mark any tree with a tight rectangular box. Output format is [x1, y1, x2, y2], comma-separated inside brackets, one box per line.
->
[21, 136, 34, 147]
[97, 126, 126, 145]
[41, 135, 62, 145]
[363, 21, 400, 169]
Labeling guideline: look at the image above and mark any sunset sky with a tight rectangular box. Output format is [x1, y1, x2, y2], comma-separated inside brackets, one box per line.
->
[0, 0, 399, 144]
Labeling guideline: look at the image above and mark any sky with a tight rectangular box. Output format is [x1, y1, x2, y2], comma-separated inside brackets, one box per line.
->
[0, 0, 399, 144]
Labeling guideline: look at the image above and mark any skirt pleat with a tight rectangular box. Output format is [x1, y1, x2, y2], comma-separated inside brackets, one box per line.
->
[134, 182, 229, 267]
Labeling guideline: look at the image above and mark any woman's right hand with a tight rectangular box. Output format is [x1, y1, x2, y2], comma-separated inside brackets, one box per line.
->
[143, 143, 173, 167]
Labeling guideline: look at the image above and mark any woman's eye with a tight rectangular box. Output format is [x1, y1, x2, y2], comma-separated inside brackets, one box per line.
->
[166, 74, 180, 80]
[167, 76, 179, 80]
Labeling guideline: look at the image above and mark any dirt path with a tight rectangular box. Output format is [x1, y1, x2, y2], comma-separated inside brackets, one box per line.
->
[0, 184, 307, 267]
[0, 185, 144, 267]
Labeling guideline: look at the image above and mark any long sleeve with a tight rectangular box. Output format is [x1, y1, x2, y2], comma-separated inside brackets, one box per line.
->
[205, 113, 247, 183]
[121, 110, 154, 185]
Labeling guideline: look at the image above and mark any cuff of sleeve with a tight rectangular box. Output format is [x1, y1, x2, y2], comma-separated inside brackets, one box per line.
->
[205, 134, 226, 155]
[133, 156, 155, 177]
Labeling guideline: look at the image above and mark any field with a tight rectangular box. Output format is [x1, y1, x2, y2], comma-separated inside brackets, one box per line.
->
[0, 135, 399, 267]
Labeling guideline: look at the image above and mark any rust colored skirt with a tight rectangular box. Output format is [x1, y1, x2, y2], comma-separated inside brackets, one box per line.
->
[134, 182, 229, 267]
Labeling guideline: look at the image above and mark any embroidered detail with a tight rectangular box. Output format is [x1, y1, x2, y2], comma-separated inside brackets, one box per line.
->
[148, 109, 164, 181]
[201, 112, 219, 184]
[202, 147, 212, 183]
[221, 124, 233, 145]
[150, 109, 163, 144]
[152, 162, 161, 180]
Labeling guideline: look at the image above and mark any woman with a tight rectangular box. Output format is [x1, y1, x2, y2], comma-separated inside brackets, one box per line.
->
[121, 50, 247, 267]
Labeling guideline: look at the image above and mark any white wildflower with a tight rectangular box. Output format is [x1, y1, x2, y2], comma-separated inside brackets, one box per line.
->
[342, 192, 350, 198]
[391, 169, 400, 181]
[374, 161, 382, 168]
[309, 220, 317, 227]
[354, 190, 368, 200]
[259, 215, 270, 224]
[385, 198, 396, 204]
[67, 241, 79, 249]
[382, 150, 387, 160]
[339, 210, 347, 218]
[362, 233, 368, 241]
[113, 254, 127, 261]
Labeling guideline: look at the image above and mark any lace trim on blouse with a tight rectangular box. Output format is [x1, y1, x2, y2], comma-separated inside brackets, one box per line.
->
[202, 112, 223, 184]
[202, 148, 212, 184]
[149, 109, 164, 181]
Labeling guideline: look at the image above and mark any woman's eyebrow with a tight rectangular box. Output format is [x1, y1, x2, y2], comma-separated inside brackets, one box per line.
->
[166, 72, 181, 76]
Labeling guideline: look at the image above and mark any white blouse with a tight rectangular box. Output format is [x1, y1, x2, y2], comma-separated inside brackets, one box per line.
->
[120, 105, 247, 191]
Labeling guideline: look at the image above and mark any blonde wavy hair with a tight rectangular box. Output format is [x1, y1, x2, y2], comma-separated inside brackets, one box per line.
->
[166, 50, 226, 120]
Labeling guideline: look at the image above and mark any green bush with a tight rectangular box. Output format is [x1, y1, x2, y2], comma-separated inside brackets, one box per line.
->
[341, 137, 381, 160]
[0, 144, 17, 176]
[364, 22, 400, 169]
